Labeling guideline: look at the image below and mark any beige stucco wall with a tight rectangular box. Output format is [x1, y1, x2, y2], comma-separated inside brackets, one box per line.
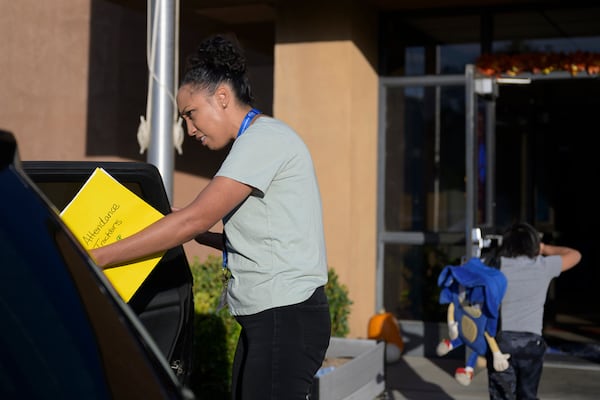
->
[0, 0, 91, 159]
[0, 0, 218, 264]
[275, 1, 379, 338]
[1, 0, 379, 339]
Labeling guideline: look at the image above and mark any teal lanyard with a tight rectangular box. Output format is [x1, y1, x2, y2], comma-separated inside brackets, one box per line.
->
[222, 108, 261, 268]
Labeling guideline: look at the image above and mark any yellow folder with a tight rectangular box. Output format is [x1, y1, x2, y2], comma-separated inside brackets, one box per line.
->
[60, 167, 165, 302]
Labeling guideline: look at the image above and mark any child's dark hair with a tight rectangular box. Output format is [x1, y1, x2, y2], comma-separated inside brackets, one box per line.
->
[181, 34, 254, 105]
[499, 222, 541, 258]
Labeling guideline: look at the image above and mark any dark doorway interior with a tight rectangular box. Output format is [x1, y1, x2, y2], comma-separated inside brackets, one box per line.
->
[495, 76, 600, 347]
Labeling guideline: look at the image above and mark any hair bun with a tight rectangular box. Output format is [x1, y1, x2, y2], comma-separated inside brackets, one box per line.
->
[185, 34, 246, 78]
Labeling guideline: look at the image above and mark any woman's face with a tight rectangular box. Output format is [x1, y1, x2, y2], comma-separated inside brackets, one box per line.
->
[176, 83, 233, 150]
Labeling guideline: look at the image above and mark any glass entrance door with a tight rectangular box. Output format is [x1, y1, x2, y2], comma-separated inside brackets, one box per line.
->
[377, 73, 474, 321]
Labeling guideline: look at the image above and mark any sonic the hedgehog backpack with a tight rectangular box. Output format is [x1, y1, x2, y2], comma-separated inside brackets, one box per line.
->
[436, 257, 510, 386]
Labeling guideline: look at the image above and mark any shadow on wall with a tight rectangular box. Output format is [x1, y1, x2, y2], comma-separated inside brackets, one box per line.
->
[85, 1, 274, 180]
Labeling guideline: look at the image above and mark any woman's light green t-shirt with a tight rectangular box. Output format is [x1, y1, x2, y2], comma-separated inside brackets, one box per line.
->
[215, 117, 328, 316]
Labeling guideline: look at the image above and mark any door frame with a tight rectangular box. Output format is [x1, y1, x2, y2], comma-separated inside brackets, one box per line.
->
[376, 66, 495, 312]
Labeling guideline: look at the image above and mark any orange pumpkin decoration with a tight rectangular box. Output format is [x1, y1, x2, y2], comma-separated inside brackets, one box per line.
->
[367, 311, 404, 353]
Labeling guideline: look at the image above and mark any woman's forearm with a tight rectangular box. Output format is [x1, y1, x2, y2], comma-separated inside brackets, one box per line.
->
[90, 209, 207, 268]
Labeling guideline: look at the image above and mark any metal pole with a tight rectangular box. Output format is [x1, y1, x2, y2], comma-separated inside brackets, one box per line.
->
[148, 0, 176, 202]
[485, 91, 496, 227]
[375, 83, 387, 313]
[465, 65, 476, 259]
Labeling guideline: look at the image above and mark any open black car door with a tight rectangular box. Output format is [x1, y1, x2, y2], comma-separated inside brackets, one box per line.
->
[22, 161, 194, 384]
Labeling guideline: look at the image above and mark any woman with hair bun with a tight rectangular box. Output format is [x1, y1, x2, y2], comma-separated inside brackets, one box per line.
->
[92, 34, 331, 399]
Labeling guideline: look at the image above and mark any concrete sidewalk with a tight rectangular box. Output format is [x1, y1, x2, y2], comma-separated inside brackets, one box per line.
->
[382, 353, 600, 400]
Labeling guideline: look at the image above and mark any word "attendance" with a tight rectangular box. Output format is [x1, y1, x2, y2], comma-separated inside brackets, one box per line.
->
[82, 203, 123, 248]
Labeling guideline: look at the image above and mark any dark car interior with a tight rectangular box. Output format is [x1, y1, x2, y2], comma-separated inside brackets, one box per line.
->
[22, 161, 195, 384]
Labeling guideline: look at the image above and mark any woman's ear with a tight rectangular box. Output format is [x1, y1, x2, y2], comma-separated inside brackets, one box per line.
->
[216, 85, 230, 109]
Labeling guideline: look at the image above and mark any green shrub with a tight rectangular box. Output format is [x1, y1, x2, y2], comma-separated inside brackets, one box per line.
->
[325, 267, 353, 337]
[188, 255, 352, 398]
[189, 256, 239, 399]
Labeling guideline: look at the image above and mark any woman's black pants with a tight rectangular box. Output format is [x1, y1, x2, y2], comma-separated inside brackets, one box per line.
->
[231, 286, 331, 400]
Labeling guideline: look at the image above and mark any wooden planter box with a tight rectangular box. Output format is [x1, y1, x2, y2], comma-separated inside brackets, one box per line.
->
[311, 337, 385, 400]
